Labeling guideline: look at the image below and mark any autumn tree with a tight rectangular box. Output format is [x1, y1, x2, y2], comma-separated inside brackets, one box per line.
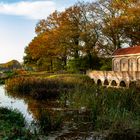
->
[24, 32, 60, 71]
[24, 0, 140, 72]
[24, 2, 101, 71]
[89, 0, 126, 53]
[111, 0, 140, 46]
[92, 0, 140, 52]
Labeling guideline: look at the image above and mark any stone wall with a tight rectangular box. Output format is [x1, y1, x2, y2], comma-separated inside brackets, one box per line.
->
[87, 70, 140, 88]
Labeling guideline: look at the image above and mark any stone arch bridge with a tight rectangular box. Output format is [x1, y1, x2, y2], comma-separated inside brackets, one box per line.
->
[87, 71, 140, 88]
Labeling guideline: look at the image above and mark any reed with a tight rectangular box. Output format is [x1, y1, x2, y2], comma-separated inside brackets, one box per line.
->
[5, 74, 93, 100]
[65, 85, 140, 138]
[36, 109, 63, 135]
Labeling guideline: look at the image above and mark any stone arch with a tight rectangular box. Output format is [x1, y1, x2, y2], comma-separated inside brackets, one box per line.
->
[91, 79, 95, 84]
[129, 81, 136, 88]
[97, 79, 102, 86]
[111, 80, 117, 86]
[104, 79, 109, 86]
[120, 57, 128, 71]
[119, 81, 126, 87]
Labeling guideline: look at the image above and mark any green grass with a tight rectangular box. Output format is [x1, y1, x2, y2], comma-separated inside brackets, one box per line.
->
[0, 107, 37, 140]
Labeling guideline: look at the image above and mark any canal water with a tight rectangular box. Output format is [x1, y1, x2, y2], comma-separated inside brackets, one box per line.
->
[0, 85, 104, 140]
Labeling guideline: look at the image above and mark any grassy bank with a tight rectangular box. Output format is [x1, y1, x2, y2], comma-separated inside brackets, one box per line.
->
[0, 107, 36, 139]
[5, 74, 140, 139]
[5, 74, 91, 100]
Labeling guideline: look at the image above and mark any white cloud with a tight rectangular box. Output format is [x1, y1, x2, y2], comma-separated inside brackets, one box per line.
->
[0, 1, 57, 19]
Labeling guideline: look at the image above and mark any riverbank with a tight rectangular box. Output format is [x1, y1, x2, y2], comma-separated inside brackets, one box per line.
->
[0, 107, 37, 139]
[4, 74, 140, 139]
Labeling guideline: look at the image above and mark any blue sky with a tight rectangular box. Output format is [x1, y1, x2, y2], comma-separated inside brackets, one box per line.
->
[0, 0, 92, 63]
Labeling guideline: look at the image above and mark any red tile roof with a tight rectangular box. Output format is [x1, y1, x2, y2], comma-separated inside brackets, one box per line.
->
[113, 46, 140, 56]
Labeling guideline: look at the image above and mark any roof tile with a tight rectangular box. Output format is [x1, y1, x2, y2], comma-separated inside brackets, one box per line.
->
[113, 46, 140, 56]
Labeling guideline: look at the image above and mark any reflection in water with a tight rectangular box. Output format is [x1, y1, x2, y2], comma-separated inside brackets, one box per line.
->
[0, 85, 103, 140]
[0, 85, 33, 123]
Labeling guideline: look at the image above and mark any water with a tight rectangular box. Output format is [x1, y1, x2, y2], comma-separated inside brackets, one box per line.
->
[0, 85, 33, 123]
[0, 85, 104, 140]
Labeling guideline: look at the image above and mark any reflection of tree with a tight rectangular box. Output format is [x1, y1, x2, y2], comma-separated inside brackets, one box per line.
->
[27, 100, 64, 134]
[7, 90, 64, 133]
[7, 90, 92, 134]
[27, 100, 60, 120]
[7, 91, 61, 121]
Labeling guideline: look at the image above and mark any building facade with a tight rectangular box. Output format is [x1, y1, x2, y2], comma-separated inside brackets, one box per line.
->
[87, 46, 140, 88]
[112, 46, 140, 72]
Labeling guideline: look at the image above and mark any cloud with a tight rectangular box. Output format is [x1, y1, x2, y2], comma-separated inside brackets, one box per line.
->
[0, 1, 57, 19]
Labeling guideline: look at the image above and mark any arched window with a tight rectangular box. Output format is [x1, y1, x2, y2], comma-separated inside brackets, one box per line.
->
[113, 59, 120, 71]
[129, 58, 136, 71]
[137, 58, 140, 71]
[120, 58, 128, 71]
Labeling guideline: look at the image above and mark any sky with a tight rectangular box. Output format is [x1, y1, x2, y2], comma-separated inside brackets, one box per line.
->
[0, 0, 93, 63]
